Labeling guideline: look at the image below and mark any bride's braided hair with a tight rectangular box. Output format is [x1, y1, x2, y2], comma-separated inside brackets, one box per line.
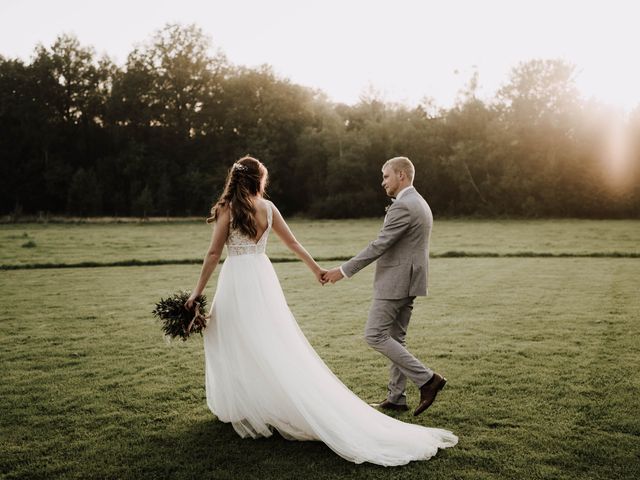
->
[207, 156, 268, 239]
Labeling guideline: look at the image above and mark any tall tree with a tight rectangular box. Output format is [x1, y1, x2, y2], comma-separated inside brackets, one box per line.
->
[493, 59, 584, 214]
[32, 34, 113, 127]
[111, 23, 228, 138]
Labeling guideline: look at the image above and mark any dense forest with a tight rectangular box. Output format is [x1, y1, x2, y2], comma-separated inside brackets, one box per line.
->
[1, 24, 639, 218]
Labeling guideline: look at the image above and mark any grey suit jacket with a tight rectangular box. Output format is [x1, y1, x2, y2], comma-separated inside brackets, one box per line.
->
[341, 187, 433, 300]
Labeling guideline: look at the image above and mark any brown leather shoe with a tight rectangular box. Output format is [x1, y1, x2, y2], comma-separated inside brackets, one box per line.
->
[370, 399, 409, 412]
[413, 373, 447, 416]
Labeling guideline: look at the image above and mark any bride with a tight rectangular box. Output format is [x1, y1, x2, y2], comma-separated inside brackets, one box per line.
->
[185, 156, 457, 466]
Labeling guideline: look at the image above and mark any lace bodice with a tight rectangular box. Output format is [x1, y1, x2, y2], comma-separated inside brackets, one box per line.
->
[226, 201, 273, 256]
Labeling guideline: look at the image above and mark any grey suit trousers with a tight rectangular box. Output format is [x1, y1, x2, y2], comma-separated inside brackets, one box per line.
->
[365, 297, 433, 404]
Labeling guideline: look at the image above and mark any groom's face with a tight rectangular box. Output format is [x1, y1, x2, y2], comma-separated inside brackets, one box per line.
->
[381, 166, 401, 198]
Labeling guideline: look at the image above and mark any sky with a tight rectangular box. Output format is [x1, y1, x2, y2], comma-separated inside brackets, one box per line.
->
[1, 0, 639, 109]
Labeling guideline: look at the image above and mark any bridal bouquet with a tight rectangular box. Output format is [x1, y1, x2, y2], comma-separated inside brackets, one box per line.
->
[152, 291, 208, 341]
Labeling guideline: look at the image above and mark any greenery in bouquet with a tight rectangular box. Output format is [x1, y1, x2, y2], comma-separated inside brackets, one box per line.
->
[152, 291, 208, 341]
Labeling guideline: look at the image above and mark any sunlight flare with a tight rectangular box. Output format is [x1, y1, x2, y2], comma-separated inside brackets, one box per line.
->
[601, 112, 634, 188]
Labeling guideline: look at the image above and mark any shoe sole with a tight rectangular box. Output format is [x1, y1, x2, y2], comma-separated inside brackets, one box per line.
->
[413, 377, 447, 416]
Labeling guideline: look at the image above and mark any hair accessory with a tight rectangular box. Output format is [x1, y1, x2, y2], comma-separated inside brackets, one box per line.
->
[232, 162, 248, 172]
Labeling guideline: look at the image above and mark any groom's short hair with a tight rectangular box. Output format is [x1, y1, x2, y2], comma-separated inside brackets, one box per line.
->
[383, 157, 415, 182]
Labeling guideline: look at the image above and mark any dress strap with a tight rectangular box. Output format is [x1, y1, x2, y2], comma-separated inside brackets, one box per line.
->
[266, 200, 273, 228]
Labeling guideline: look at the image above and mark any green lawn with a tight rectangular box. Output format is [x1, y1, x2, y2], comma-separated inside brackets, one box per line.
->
[2, 219, 639, 267]
[1, 220, 639, 479]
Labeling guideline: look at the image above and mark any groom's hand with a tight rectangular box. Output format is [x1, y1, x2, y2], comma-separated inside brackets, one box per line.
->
[323, 267, 344, 284]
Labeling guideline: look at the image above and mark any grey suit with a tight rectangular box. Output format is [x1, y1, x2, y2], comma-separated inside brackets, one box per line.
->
[342, 187, 434, 404]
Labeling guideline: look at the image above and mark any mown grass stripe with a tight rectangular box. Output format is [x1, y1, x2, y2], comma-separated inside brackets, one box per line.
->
[437, 251, 640, 258]
[1, 252, 638, 271]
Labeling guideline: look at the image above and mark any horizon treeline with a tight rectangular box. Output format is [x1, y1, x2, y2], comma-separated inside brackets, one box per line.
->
[1, 24, 639, 219]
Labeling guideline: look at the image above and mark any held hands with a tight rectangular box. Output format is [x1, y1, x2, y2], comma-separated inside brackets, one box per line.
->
[322, 267, 344, 284]
[314, 267, 343, 285]
[315, 268, 328, 285]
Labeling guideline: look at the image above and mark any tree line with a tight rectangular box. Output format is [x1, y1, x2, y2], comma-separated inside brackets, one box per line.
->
[1, 24, 639, 219]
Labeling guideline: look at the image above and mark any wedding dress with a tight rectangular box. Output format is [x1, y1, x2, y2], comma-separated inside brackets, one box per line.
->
[203, 201, 457, 466]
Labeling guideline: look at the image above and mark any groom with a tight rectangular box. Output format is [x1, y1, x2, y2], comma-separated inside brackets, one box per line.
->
[323, 156, 446, 416]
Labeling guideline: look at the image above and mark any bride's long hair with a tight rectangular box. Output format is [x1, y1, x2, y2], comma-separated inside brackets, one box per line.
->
[207, 156, 268, 238]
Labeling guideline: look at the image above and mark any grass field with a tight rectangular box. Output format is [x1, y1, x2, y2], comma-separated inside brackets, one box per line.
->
[2, 219, 638, 268]
[1, 219, 639, 479]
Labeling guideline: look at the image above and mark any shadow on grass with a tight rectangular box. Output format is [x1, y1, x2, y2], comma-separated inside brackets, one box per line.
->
[134, 418, 408, 480]
[123, 411, 460, 480]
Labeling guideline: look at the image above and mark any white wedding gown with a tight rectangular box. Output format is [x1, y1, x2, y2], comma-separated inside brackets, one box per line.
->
[203, 201, 457, 466]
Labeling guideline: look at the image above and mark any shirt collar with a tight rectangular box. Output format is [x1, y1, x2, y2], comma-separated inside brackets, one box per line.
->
[394, 186, 414, 201]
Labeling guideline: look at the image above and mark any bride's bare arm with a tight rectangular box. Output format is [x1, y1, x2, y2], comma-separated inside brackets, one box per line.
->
[271, 203, 326, 283]
[186, 206, 230, 307]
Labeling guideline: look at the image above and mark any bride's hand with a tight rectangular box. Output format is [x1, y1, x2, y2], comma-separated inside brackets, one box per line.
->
[185, 293, 198, 310]
[315, 269, 328, 285]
